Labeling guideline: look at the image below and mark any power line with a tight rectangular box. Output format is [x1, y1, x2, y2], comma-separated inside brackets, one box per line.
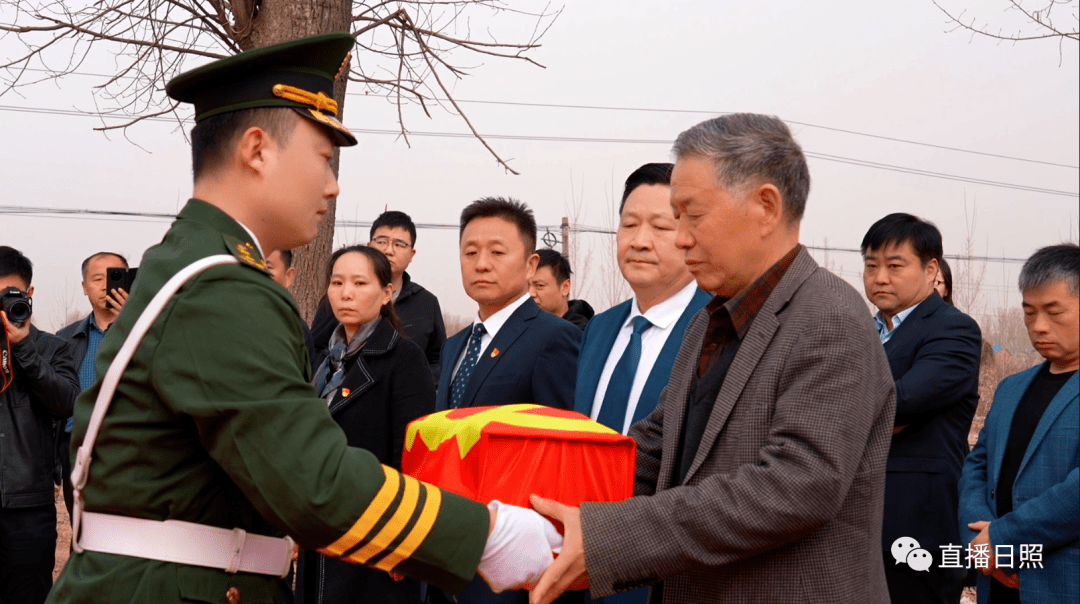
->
[1, 103, 1076, 198]
[14, 67, 1078, 169]
[0, 205, 1033, 263]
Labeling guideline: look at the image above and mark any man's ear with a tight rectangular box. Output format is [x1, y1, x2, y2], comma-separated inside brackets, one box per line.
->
[525, 253, 540, 280]
[755, 183, 784, 238]
[25, 285, 34, 299]
[925, 257, 940, 282]
[238, 126, 272, 176]
[81, 280, 90, 297]
[560, 279, 571, 298]
[284, 267, 296, 290]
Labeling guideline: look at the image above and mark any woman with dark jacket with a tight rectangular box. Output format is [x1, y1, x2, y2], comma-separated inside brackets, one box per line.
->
[296, 245, 435, 604]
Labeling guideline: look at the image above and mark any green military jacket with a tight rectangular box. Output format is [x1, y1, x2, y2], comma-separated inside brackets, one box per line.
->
[48, 200, 488, 604]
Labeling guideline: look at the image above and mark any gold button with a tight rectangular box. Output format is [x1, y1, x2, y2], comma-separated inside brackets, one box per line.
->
[225, 586, 241, 604]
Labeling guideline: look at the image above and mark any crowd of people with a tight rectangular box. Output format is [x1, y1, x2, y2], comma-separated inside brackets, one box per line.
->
[0, 33, 1076, 604]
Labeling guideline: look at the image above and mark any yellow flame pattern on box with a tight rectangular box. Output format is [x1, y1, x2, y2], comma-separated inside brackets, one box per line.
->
[404, 403, 618, 459]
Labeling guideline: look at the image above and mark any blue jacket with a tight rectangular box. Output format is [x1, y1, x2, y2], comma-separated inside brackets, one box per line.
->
[959, 363, 1079, 604]
[574, 289, 711, 429]
[435, 297, 580, 412]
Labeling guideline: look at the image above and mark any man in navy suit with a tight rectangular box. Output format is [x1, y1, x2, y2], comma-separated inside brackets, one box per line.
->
[433, 197, 581, 604]
[862, 213, 982, 604]
[573, 163, 708, 604]
[576, 163, 708, 436]
[959, 243, 1078, 604]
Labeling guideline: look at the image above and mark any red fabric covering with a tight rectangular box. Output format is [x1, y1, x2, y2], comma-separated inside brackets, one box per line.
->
[403, 404, 635, 508]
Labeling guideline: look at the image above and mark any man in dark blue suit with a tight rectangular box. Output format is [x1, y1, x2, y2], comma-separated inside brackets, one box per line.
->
[436, 196, 581, 414]
[862, 213, 981, 604]
[573, 163, 708, 604]
[431, 197, 581, 604]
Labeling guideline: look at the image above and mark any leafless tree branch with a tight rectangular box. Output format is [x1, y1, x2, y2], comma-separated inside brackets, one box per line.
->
[0, 0, 558, 171]
[933, 0, 1079, 43]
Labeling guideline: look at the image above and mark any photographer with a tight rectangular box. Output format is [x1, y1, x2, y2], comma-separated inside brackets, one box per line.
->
[0, 246, 79, 604]
[56, 252, 128, 520]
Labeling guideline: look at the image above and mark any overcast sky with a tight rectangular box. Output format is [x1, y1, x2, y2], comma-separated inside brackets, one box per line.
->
[2, 0, 1077, 332]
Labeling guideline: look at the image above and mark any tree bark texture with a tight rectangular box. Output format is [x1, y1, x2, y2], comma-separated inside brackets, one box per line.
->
[244, 0, 353, 323]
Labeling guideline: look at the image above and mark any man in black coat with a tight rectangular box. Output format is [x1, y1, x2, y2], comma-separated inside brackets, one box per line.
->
[0, 246, 80, 604]
[529, 249, 594, 330]
[861, 214, 981, 604]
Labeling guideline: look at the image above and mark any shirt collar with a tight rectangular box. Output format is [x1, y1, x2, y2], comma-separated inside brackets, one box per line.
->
[236, 220, 265, 258]
[474, 292, 531, 338]
[711, 244, 802, 339]
[627, 281, 699, 331]
[88, 313, 108, 333]
[874, 298, 923, 339]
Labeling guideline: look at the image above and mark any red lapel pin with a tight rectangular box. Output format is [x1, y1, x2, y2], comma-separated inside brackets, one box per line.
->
[490, 348, 500, 358]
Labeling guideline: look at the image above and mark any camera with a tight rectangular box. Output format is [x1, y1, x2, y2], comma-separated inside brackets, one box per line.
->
[0, 287, 32, 324]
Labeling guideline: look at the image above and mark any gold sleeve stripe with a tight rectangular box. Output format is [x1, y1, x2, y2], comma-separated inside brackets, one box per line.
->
[321, 465, 401, 557]
[374, 482, 443, 572]
[346, 474, 421, 564]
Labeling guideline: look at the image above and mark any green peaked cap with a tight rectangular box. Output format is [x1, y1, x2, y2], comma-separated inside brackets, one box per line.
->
[166, 33, 357, 146]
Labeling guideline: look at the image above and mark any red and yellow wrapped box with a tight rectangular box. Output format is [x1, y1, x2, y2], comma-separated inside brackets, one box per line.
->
[402, 404, 635, 508]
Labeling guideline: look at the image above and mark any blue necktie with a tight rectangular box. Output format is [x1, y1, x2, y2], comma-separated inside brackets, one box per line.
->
[596, 316, 652, 432]
[451, 323, 487, 408]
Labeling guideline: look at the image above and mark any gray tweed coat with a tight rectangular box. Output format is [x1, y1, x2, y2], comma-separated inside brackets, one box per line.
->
[580, 248, 896, 604]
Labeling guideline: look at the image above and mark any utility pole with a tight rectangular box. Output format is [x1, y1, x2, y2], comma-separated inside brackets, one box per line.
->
[561, 216, 570, 257]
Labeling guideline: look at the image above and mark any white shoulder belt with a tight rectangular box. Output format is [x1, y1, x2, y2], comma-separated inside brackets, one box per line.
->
[69, 254, 294, 578]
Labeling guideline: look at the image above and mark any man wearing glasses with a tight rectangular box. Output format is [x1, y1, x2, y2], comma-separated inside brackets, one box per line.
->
[369, 211, 448, 383]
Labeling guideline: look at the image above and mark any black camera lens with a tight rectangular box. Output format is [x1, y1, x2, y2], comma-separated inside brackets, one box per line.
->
[0, 287, 32, 324]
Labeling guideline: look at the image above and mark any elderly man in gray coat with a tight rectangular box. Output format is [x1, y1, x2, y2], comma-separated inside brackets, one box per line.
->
[530, 113, 896, 604]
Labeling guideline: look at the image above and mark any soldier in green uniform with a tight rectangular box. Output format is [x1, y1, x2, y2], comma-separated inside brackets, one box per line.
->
[48, 34, 560, 604]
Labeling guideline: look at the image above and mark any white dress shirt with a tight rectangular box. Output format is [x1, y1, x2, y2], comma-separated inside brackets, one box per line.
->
[452, 292, 532, 380]
[591, 281, 700, 434]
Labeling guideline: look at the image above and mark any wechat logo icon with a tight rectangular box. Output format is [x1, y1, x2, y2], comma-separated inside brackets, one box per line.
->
[891, 537, 933, 572]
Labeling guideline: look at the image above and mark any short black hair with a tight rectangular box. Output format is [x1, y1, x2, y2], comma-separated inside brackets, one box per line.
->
[191, 107, 298, 180]
[536, 249, 572, 284]
[937, 256, 954, 305]
[370, 211, 417, 246]
[0, 246, 33, 287]
[279, 249, 294, 270]
[860, 213, 942, 267]
[620, 163, 673, 214]
[459, 197, 537, 254]
[80, 252, 129, 280]
[1019, 243, 1080, 296]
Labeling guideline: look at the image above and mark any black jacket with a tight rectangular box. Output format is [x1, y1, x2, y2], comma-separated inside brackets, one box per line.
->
[562, 299, 595, 330]
[879, 292, 982, 553]
[312, 272, 447, 383]
[0, 324, 79, 507]
[298, 318, 435, 604]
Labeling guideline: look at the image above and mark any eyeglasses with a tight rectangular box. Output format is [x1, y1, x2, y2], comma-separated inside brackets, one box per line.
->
[371, 237, 411, 251]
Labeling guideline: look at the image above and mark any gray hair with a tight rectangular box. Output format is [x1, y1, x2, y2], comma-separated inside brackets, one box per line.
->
[1018, 243, 1079, 296]
[672, 113, 811, 223]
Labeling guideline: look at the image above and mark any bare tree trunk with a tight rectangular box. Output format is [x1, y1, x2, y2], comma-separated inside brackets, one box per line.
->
[244, 0, 352, 322]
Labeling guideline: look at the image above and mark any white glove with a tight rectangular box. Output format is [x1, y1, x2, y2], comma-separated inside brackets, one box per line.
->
[477, 500, 564, 592]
